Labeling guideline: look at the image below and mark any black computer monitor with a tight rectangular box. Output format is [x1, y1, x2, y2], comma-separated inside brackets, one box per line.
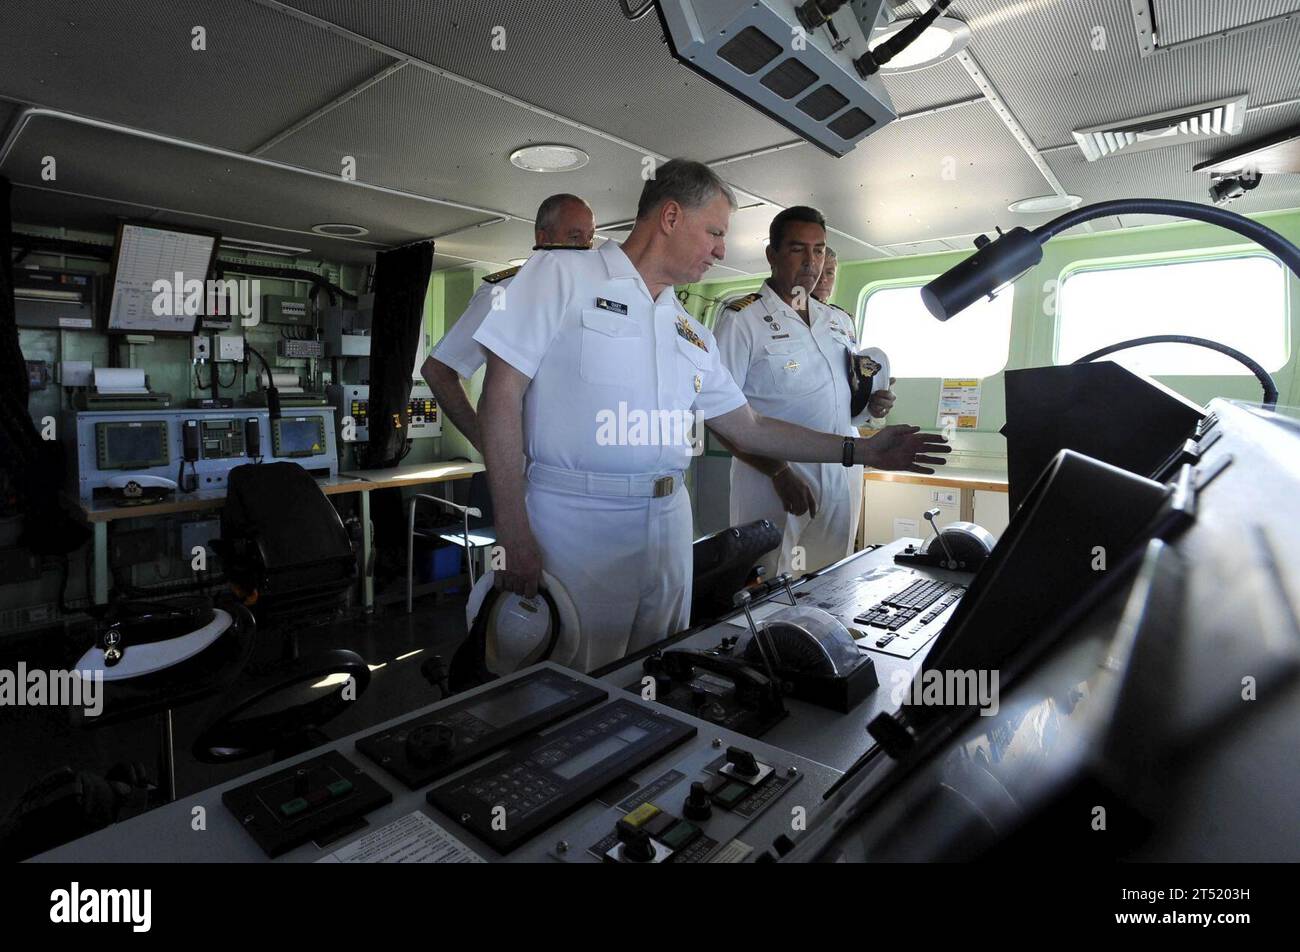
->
[1002, 362, 1204, 511]
[908, 449, 1170, 724]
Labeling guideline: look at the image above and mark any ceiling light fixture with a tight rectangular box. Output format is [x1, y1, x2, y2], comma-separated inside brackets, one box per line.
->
[868, 15, 971, 72]
[221, 237, 312, 257]
[311, 222, 370, 237]
[509, 144, 590, 173]
[1008, 194, 1083, 214]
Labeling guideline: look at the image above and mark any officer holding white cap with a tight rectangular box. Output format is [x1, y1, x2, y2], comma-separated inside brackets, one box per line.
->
[473, 160, 948, 671]
[419, 194, 595, 451]
[714, 208, 894, 579]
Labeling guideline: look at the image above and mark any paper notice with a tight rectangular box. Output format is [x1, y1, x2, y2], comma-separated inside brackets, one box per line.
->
[937, 378, 981, 429]
[317, 811, 485, 864]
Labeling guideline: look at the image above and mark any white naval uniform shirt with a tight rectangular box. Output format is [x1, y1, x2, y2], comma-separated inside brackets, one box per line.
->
[473, 241, 747, 474]
[428, 272, 515, 379]
[713, 281, 863, 577]
[471, 241, 748, 671]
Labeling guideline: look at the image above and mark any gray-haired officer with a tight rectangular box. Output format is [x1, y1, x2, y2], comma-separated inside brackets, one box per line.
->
[473, 162, 948, 671]
[714, 209, 894, 580]
[419, 194, 595, 451]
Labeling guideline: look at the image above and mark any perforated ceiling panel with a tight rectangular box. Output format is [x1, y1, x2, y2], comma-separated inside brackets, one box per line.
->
[1045, 101, 1300, 228]
[1153, 0, 1300, 46]
[1, 115, 492, 252]
[943, 0, 1300, 152]
[880, 58, 979, 115]
[716, 101, 1058, 247]
[0, 0, 391, 152]
[261, 65, 652, 227]
[272, 0, 802, 162]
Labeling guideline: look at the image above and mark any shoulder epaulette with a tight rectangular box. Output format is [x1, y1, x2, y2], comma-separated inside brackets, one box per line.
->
[828, 302, 852, 316]
[725, 292, 762, 312]
[482, 266, 520, 284]
[532, 243, 594, 251]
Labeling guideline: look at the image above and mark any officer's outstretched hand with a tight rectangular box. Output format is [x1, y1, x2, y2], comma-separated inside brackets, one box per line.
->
[861, 424, 951, 474]
[495, 527, 543, 598]
[773, 466, 817, 518]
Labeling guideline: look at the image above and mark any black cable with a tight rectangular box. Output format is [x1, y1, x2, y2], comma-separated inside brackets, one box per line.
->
[855, 0, 954, 76]
[215, 261, 355, 305]
[1034, 198, 1300, 280]
[1073, 335, 1278, 408]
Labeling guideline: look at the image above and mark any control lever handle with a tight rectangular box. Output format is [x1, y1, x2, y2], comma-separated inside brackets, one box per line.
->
[923, 508, 959, 570]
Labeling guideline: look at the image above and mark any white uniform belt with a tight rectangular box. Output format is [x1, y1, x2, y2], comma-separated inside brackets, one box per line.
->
[526, 461, 683, 498]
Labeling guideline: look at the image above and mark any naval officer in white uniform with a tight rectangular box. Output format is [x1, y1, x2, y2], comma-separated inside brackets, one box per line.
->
[714, 208, 894, 579]
[473, 161, 948, 671]
[419, 194, 595, 451]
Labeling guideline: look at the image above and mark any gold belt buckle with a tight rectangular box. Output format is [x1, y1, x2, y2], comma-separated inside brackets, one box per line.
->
[653, 475, 675, 497]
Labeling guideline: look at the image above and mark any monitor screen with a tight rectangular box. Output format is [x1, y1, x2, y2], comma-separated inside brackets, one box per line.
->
[271, 416, 326, 458]
[95, 421, 169, 470]
[913, 450, 1170, 714]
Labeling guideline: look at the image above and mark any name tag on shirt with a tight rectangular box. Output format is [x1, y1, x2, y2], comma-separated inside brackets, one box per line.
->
[595, 297, 628, 315]
[770, 333, 791, 340]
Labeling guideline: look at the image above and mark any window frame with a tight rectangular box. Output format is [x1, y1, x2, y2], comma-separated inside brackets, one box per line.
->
[1053, 250, 1291, 374]
[855, 274, 1015, 378]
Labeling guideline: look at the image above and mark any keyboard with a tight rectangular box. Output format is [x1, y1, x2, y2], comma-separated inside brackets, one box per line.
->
[853, 578, 965, 647]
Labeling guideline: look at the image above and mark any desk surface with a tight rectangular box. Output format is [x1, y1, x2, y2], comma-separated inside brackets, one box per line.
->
[865, 466, 1008, 493]
[340, 461, 484, 487]
[76, 463, 483, 523]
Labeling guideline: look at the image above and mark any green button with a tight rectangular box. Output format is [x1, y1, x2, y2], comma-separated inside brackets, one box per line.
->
[327, 779, 353, 798]
[279, 797, 309, 817]
[659, 820, 701, 850]
[714, 782, 749, 809]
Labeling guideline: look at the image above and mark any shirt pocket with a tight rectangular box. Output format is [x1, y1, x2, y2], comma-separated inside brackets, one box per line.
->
[579, 308, 643, 386]
[762, 340, 822, 397]
[673, 335, 711, 408]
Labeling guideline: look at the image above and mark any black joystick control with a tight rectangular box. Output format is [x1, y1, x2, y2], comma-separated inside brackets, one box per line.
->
[683, 781, 713, 821]
[616, 819, 656, 863]
[726, 746, 760, 778]
[405, 722, 457, 765]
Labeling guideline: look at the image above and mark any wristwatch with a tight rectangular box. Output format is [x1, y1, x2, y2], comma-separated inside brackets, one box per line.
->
[842, 436, 856, 467]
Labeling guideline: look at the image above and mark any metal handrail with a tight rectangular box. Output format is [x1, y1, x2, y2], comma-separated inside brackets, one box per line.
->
[406, 493, 482, 614]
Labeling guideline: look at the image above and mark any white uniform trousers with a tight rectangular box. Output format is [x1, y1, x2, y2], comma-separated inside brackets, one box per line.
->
[729, 458, 863, 580]
[526, 481, 693, 673]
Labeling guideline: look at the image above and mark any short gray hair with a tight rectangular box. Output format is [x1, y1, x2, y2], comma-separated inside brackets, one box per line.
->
[825, 246, 838, 260]
[636, 158, 737, 220]
[534, 193, 587, 233]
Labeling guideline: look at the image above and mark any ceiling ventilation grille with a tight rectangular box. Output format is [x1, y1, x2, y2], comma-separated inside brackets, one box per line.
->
[1072, 95, 1248, 161]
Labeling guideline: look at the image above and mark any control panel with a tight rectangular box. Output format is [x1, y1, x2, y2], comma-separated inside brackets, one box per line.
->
[327, 382, 441, 443]
[66, 407, 339, 498]
[33, 664, 837, 863]
[198, 418, 246, 459]
[356, 668, 608, 788]
[277, 338, 326, 359]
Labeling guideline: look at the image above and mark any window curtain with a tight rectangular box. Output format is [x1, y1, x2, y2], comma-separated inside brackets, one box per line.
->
[0, 176, 89, 556]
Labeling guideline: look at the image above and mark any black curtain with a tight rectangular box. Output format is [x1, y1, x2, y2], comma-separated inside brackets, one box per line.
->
[364, 240, 434, 468]
[362, 240, 434, 579]
[0, 176, 89, 556]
